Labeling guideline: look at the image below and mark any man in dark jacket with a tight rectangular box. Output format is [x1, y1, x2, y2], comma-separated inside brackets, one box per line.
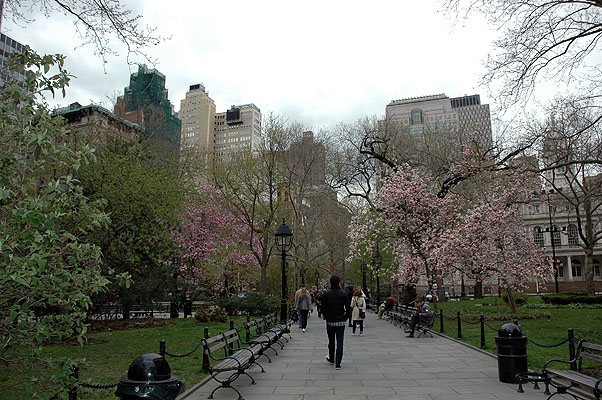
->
[406, 298, 434, 338]
[319, 275, 351, 370]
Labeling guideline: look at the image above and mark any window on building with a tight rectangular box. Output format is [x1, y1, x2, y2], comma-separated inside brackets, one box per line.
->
[410, 109, 423, 125]
[594, 260, 601, 277]
[551, 226, 561, 247]
[568, 224, 578, 246]
[557, 266, 564, 278]
[572, 261, 582, 277]
[533, 226, 544, 246]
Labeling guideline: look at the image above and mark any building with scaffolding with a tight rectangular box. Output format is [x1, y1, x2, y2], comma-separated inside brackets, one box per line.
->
[114, 64, 181, 155]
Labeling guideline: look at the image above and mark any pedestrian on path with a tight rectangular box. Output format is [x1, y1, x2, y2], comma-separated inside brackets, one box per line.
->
[319, 275, 351, 370]
[294, 286, 304, 328]
[351, 288, 366, 335]
[297, 287, 311, 332]
[346, 285, 354, 327]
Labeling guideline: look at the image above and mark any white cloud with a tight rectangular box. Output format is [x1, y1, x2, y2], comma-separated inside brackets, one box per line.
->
[1, 0, 498, 129]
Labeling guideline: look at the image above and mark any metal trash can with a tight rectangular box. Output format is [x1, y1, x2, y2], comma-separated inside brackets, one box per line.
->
[495, 323, 528, 383]
[115, 353, 185, 399]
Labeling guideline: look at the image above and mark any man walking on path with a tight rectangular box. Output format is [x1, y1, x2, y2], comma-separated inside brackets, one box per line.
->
[294, 286, 304, 329]
[319, 275, 351, 370]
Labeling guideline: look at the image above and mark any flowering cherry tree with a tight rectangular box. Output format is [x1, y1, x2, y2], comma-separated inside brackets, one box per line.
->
[433, 175, 552, 312]
[348, 165, 459, 309]
[348, 165, 553, 312]
[174, 187, 260, 296]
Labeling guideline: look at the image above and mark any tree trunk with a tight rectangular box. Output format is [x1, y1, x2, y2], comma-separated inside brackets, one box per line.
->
[505, 287, 518, 314]
[584, 248, 596, 295]
[474, 279, 483, 299]
[436, 276, 446, 303]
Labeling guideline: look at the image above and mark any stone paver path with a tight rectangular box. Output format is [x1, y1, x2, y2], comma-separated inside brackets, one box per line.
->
[182, 310, 561, 400]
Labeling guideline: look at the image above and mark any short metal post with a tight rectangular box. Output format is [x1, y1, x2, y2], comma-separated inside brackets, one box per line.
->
[202, 326, 210, 373]
[568, 328, 576, 371]
[159, 340, 166, 357]
[440, 309, 444, 333]
[457, 311, 462, 339]
[69, 364, 79, 400]
[480, 313, 485, 348]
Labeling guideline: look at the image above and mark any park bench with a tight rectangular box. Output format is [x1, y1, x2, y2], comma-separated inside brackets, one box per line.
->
[540, 339, 602, 400]
[202, 328, 266, 400]
[384, 305, 435, 338]
[262, 314, 291, 343]
[243, 318, 280, 361]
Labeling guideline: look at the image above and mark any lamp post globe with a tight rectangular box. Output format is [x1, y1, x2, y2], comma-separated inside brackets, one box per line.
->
[275, 220, 293, 324]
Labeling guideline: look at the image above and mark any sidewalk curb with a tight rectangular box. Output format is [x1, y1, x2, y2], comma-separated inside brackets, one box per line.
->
[431, 330, 499, 360]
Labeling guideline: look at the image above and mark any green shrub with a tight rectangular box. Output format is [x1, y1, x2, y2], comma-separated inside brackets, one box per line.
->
[459, 310, 551, 321]
[502, 291, 528, 306]
[541, 293, 602, 305]
[214, 294, 278, 316]
[194, 305, 228, 323]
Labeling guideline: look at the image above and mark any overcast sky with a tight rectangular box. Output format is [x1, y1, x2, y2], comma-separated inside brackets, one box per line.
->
[2, 1, 500, 131]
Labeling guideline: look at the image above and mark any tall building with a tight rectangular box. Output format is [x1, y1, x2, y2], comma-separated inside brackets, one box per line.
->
[288, 131, 326, 187]
[178, 83, 262, 163]
[114, 64, 181, 155]
[179, 83, 216, 154]
[385, 93, 493, 150]
[0, 33, 26, 88]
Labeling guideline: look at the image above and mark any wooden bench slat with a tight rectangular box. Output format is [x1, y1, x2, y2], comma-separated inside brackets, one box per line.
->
[583, 342, 602, 352]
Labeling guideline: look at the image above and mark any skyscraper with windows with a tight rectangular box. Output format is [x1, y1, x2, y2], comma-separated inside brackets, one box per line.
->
[0, 33, 26, 88]
[178, 84, 262, 163]
[385, 93, 493, 150]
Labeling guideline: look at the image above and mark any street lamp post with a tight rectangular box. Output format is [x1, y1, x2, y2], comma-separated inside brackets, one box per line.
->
[275, 220, 293, 323]
[545, 190, 560, 293]
[300, 266, 306, 286]
[372, 246, 382, 307]
[361, 261, 368, 297]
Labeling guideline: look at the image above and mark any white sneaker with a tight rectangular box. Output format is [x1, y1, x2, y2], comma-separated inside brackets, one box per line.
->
[302, 328, 305, 332]
[325, 355, 333, 364]
[351, 332, 355, 336]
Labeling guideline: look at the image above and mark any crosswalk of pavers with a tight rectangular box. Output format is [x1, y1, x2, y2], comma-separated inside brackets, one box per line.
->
[181, 310, 565, 400]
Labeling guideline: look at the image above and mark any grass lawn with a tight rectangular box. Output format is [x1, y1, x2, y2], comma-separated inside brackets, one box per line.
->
[0, 316, 248, 400]
[430, 297, 602, 371]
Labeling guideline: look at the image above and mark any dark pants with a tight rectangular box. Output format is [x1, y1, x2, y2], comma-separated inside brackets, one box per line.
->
[352, 320, 364, 334]
[409, 314, 431, 332]
[348, 312, 353, 327]
[326, 324, 345, 367]
[300, 309, 309, 329]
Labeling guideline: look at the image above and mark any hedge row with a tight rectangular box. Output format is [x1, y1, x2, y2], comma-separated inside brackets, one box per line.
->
[541, 292, 602, 305]
[214, 293, 279, 316]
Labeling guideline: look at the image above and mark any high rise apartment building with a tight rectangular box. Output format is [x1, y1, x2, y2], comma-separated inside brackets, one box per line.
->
[385, 93, 493, 150]
[0, 33, 26, 88]
[179, 83, 262, 162]
[179, 84, 216, 154]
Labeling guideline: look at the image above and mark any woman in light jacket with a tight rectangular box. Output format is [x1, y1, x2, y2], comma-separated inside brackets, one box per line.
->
[351, 288, 366, 335]
[297, 288, 311, 332]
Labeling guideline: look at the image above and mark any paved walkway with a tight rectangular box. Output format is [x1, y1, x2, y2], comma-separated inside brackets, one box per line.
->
[182, 311, 559, 400]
